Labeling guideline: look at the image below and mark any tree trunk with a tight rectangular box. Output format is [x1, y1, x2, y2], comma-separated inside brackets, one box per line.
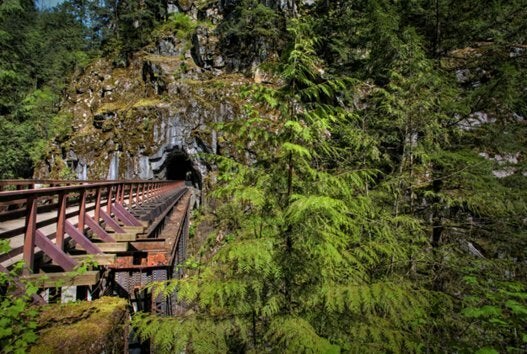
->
[433, 0, 441, 57]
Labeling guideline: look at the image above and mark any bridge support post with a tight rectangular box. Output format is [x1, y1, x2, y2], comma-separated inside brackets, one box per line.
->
[107, 186, 114, 214]
[94, 187, 102, 221]
[115, 185, 121, 205]
[120, 184, 126, 205]
[23, 196, 38, 274]
[139, 183, 145, 205]
[78, 190, 87, 233]
[56, 192, 68, 250]
[128, 184, 135, 208]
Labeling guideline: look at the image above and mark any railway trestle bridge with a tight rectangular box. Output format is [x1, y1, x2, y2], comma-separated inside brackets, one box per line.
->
[0, 179, 192, 314]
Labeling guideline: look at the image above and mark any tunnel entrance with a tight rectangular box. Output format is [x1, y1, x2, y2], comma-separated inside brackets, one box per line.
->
[164, 150, 201, 188]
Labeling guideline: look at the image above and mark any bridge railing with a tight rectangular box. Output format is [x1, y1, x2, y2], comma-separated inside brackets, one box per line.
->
[0, 179, 92, 189]
[0, 180, 183, 273]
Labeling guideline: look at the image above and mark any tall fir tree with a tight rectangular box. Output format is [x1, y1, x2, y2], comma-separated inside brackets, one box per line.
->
[134, 16, 434, 353]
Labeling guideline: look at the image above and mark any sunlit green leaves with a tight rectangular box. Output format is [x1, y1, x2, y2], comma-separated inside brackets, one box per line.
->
[0, 0, 23, 14]
[265, 316, 338, 354]
[0, 257, 39, 353]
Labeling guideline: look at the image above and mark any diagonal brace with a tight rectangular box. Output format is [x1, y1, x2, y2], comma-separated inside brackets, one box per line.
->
[85, 214, 116, 242]
[112, 203, 143, 227]
[65, 221, 102, 254]
[35, 230, 77, 271]
[100, 210, 125, 233]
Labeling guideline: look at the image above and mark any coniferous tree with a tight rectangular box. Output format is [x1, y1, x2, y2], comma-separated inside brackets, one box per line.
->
[134, 16, 434, 353]
[0, 0, 93, 178]
[219, 0, 284, 70]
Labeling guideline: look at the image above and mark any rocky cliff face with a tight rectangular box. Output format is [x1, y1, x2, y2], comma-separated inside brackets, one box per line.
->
[36, 1, 272, 187]
[37, 0, 320, 185]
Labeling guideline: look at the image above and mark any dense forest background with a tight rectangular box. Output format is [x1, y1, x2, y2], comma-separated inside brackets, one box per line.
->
[1, 0, 526, 352]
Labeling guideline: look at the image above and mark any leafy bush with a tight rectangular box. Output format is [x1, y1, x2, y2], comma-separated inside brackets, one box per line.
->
[0, 241, 39, 353]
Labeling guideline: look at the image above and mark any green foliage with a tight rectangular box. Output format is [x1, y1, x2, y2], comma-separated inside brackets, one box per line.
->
[158, 12, 198, 41]
[0, 116, 33, 178]
[0, 0, 94, 178]
[222, 0, 281, 43]
[265, 316, 338, 353]
[448, 265, 527, 352]
[0, 241, 102, 353]
[117, 0, 166, 57]
[134, 313, 232, 353]
[134, 16, 433, 353]
[219, 0, 283, 67]
[1, 0, 525, 352]
[0, 242, 39, 354]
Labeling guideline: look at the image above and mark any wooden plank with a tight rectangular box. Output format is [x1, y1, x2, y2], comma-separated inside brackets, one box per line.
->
[21, 270, 100, 288]
[70, 254, 116, 266]
[109, 233, 137, 242]
[130, 240, 167, 252]
[75, 242, 128, 253]
[122, 225, 146, 233]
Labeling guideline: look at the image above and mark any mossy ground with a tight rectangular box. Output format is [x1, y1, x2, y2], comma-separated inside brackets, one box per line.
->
[30, 296, 129, 354]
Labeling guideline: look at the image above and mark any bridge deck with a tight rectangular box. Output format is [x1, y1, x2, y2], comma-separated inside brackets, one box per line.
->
[0, 179, 192, 309]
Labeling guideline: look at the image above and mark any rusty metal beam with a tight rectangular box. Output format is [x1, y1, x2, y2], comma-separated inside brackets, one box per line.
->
[35, 230, 77, 271]
[65, 220, 102, 255]
[100, 210, 125, 234]
[85, 214, 116, 242]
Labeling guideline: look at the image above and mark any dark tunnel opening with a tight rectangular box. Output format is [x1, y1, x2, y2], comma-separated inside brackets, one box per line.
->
[164, 150, 201, 189]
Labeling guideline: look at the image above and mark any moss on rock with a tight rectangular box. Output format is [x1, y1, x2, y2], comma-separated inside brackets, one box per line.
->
[30, 297, 129, 354]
